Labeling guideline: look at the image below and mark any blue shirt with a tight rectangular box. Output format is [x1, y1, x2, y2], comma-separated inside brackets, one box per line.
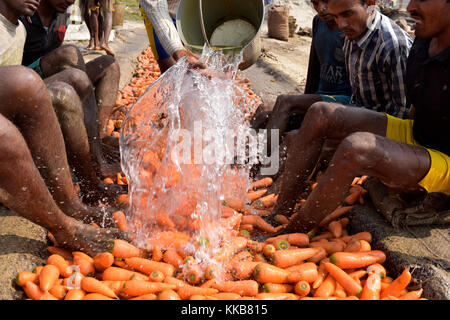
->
[308, 16, 352, 96]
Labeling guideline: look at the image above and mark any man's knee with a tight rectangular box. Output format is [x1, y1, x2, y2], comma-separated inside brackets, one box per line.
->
[2, 66, 46, 96]
[302, 101, 336, 134]
[45, 45, 84, 71]
[47, 82, 83, 115]
[62, 68, 92, 95]
[333, 132, 380, 170]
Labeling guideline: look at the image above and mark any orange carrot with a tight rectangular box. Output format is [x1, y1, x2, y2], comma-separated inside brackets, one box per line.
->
[344, 191, 361, 205]
[307, 247, 327, 264]
[47, 246, 72, 260]
[39, 264, 60, 292]
[130, 293, 158, 300]
[360, 273, 381, 300]
[311, 232, 334, 242]
[285, 262, 319, 283]
[110, 240, 145, 259]
[64, 289, 86, 300]
[102, 266, 148, 281]
[16, 271, 38, 287]
[212, 280, 259, 296]
[344, 238, 362, 252]
[255, 293, 300, 300]
[309, 241, 345, 255]
[184, 265, 204, 285]
[73, 255, 95, 276]
[270, 248, 318, 268]
[253, 194, 278, 208]
[93, 252, 115, 272]
[163, 276, 188, 289]
[231, 261, 259, 280]
[323, 262, 362, 296]
[250, 177, 273, 190]
[294, 281, 310, 297]
[241, 215, 278, 233]
[122, 280, 176, 296]
[318, 206, 354, 227]
[399, 289, 423, 300]
[262, 283, 294, 293]
[163, 248, 184, 269]
[177, 285, 219, 300]
[274, 215, 290, 225]
[152, 245, 163, 262]
[380, 269, 411, 299]
[125, 257, 175, 277]
[313, 274, 336, 297]
[49, 285, 67, 300]
[367, 263, 387, 279]
[253, 263, 290, 284]
[24, 281, 43, 300]
[102, 280, 126, 296]
[40, 292, 58, 300]
[246, 189, 268, 201]
[209, 292, 241, 300]
[158, 289, 181, 300]
[364, 250, 386, 264]
[328, 220, 343, 238]
[222, 197, 245, 212]
[112, 211, 128, 231]
[358, 240, 371, 252]
[149, 270, 165, 283]
[83, 293, 114, 300]
[341, 232, 372, 243]
[329, 252, 380, 269]
[334, 281, 347, 298]
[312, 263, 327, 290]
[81, 277, 118, 299]
[263, 244, 276, 258]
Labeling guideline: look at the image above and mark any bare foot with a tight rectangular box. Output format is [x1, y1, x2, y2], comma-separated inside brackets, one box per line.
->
[101, 44, 115, 57]
[98, 160, 122, 178]
[53, 218, 130, 256]
[80, 181, 128, 206]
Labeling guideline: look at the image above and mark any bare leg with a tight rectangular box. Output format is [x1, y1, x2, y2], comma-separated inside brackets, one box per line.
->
[89, 8, 101, 50]
[100, 8, 114, 56]
[284, 132, 431, 233]
[271, 102, 388, 217]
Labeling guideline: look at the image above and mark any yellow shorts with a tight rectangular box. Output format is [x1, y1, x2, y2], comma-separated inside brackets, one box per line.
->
[385, 114, 450, 195]
[88, 0, 112, 12]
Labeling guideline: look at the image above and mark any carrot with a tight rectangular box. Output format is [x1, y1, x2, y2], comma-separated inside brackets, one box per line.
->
[313, 273, 336, 298]
[253, 194, 278, 208]
[102, 266, 148, 281]
[328, 220, 342, 238]
[241, 215, 278, 233]
[399, 289, 423, 300]
[344, 190, 361, 205]
[189, 295, 207, 300]
[125, 257, 175, 277]
[250, 177, 273, 190]
[213, 280, 258, 296]
[24, 281, 43, 300]
[247, 240, 263, 253]
[222, 197, 245, 212]
[177, 285, 219, 300]
[330, 252, 380, 269]
[157, 289, 181, 300]
[323, 262, 362, 296]
[104, 177, 114, 184]
[348, 270, 367, 281]
[81, 277, 118, 299]
[318, 206, 354, 227]
[209, 292, 241, 300]
[312, 263, 328, 289]
[221, 206, 236, 218]
[39, 292, 58, 300]
[64, 289, 85, 300]
[311, 232, 334, 242]
[380, 269, 411, 298]
[231, 261, 259, 280]
[162, 248, 184, 269]
[360, 273, 381, 300]
[334, 281, 347, 298]
[116, 193, 129, 204]
[184, 265, 203, 285]
[273, 215, 289, 225]
[49, 285, 67, 300]
[253, 263, 290, 284]
[367, 263, 386, 279]
[307, 247, 327, 264]
[93, 252, 115, 272]
[39, 264, 60, 292]
[102, 280, 126, 295]
[255, 293, 300, 300]
[262, 283, 294, 293]
[16, 271, 38, 287]
[270, 248, 318, 268]
[122, 280, 176, 297]
[112, 211, 128, 231]
[129, 293, 158, 300]
[47, 246, 72, 260]
[285, 262, 319, 283]
[163, 276, 188, 289]
[110, 240, 145, 259]
[246, 189, 267, 201]
[63, 271, 84, 289]
[73, 255, 95, 276]
[83, 293, 114, 300]
[151, 245, 163, 262]
[149, 270, 165, 283]
[364, 250, 386, 264]
[309, 241, 345, 255]
[344, 238, 362, 252]
[263, 244, 276, 258]
[341, 231, 372, 243]
[204, 264, 217, 280]
[294, 281, 310, 297]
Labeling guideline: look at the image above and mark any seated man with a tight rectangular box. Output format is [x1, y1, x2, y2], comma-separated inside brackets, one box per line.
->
[139, 0, 206, 73]
[0, 1, 127, 255]
[271, 0, 450, 234]
[19, 0, 125, 203]
[260, 0, 352, 139]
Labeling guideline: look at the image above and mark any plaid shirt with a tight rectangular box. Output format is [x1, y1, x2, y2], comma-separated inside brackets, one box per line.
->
[344, 10, 412, 118]
[140, 0, 183, 55]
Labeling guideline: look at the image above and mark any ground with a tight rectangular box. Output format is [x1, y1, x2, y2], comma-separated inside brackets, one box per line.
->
[0, 14, 449, 299]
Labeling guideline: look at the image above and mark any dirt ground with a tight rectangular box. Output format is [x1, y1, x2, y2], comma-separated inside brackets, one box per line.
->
[1, 15, 448, 299]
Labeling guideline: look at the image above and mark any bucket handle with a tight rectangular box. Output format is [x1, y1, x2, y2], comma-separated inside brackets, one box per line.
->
[199, 0, 212, 48]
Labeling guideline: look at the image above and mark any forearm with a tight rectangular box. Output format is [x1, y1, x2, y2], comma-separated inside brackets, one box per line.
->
[140, 0, 185, 56]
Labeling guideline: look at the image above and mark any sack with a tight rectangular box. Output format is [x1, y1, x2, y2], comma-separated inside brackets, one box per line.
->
[267, 5, 289, 41]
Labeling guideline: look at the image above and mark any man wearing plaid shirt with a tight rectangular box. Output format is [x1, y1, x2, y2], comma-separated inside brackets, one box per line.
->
[139, 0, 206, 72]
[330, 0, 413, 119]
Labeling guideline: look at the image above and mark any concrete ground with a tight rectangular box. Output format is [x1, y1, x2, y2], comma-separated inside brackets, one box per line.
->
[1, 19, 448, 300]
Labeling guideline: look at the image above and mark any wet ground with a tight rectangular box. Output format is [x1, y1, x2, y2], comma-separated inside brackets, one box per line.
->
[0, 20, 448, 300]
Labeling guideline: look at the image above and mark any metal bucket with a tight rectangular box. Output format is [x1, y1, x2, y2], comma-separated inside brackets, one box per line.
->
[176, 0, 265, 70]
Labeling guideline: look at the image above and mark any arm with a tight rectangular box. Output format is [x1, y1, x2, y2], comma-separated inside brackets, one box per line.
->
[304, 16, 320, 95]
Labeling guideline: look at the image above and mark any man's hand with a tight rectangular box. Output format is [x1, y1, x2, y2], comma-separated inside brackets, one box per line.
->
[173, 48, 207, 69]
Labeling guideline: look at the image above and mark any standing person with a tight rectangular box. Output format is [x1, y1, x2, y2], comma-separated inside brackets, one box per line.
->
[87, 0, 114, 55]
[0, 0, 128, 255]
[270, 0, 450, 234]
[139, 0, 206, 73]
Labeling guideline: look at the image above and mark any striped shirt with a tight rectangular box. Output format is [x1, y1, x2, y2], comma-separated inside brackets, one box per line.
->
[140, 0, 184, 55]
[343, 10, 413, 118]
